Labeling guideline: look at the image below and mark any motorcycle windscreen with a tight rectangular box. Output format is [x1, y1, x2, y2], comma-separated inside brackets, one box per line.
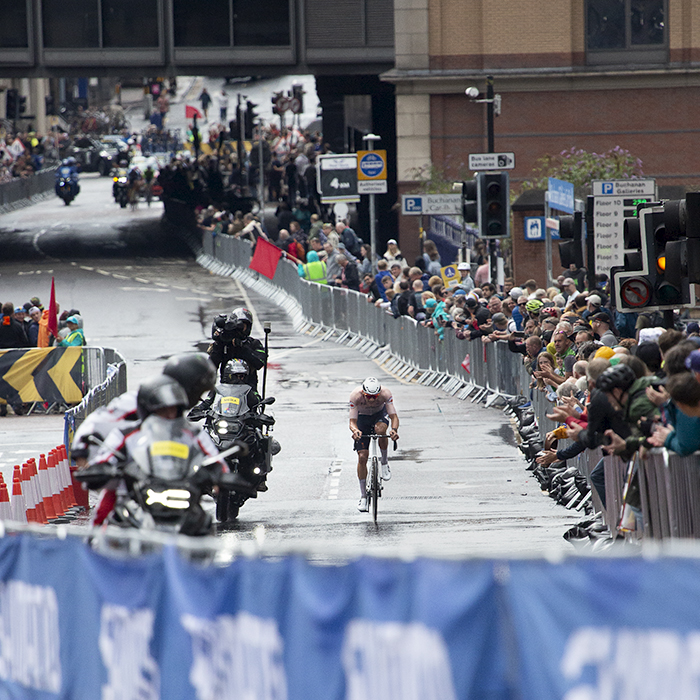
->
[132, 416, 197, 481]
[212, 384, 250, 417]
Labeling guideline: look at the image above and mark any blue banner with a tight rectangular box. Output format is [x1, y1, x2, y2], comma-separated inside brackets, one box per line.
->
[0, 535, 506, 700]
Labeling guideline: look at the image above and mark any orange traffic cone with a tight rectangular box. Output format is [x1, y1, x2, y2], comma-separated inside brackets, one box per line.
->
[10, 471, 26, 523]
[59, 444, 78, 509]
[0, 481, 10, 521]
[47, 451, 64, 517]
[21, 463, 36, 523]
[38, 455, 57, 521]
[28, 459, 47, 524]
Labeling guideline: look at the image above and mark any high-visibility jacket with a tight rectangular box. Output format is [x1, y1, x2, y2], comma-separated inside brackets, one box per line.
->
[302, 260, 327, 284]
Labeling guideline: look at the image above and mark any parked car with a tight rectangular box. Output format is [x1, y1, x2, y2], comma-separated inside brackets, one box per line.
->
[69, 136, 127, 176]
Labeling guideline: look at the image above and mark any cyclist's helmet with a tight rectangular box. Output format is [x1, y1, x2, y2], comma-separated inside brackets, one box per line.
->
[137, 375, 189, 419]
[163, 352, 217, 408]
[525, 299, 544, 314]
[229, 307, 253, 337]
[222, 359, 249, 384]
[362, 377, 382, 396]
[596, 364, 636, 394]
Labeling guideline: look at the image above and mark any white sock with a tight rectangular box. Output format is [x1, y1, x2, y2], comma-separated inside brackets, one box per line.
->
[380, 448, 388, 464]
[359, 479, 366, 497]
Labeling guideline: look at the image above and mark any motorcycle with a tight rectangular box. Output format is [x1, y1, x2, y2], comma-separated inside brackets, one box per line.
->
[196, 383, 280, 522]
[56, 177, 77, 205]
[76, 416, 255, 536]
[112, 168, 129, 208]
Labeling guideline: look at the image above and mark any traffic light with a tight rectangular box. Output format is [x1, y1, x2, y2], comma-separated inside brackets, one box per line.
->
[477, 172, 510, 238]
[244, 100, 258, 140]
[18, 94, 27, 115]
[271, 92, 283, 116]
[612, 196, 695, 311]
[5, 88, 18, 120]
[45, 94, 56, 116]
[291, 83, 304, 113]
[558, 211, 584, 269]
[461, 179, 478, 223]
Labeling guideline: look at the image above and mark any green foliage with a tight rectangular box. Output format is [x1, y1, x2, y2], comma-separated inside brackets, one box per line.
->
[519, 146, 644, 197]
[405, 163, 473, 194]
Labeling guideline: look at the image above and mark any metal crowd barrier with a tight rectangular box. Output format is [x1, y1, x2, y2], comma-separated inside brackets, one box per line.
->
[195, 230, 700, 540]
[0, 166, 58, 212]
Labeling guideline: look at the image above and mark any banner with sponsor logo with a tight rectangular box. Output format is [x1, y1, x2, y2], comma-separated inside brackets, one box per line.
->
[0, 535, 505, 699]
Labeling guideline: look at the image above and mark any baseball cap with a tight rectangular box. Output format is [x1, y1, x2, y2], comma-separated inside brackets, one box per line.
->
[563, 278, 575, 286]
[510, 287, 524, 300]
[425, 298, 437, 309]
[687, 322, 700, 335]
[14, 307, 23, 314]
[685, 350, 700, 372]
[28, 306, 40, 315]
[387, 239, 397, 245]
[30, 297, 41, 306]
[491, 312, 507, 325]
[453, 289, 467, 296]
[66, 315, 81, 325]
[590, 312, 611, 324]
[458, 262, 470, 271]
[587, 294, 602, 306]
[594, 346, 616, 360]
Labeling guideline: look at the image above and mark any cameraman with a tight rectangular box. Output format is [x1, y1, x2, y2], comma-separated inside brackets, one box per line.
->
[208, 307, 267, 389]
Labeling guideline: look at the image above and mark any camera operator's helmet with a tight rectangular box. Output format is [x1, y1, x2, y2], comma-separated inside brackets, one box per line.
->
[228, 307, 253, 337]
[222, 359, 249, 384]
[596, 364, 636, 394]
[362, 377, 381, 396]
[137, 375, 189, 419]
[163, 352, 217, 408]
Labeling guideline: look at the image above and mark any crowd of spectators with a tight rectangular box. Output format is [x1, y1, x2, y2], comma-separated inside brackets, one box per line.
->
[0, 129, 63, 183]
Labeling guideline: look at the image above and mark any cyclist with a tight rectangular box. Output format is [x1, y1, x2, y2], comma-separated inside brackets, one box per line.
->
[349, 377, 399, 512]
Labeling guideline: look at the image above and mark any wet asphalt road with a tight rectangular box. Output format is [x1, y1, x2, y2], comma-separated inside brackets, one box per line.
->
[0, 175, 579, 556]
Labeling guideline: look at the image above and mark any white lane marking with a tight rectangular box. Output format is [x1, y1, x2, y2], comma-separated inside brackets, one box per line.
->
[234, 278, 264, 337]
[118, 287, 169, 293]
[133, 277, 151, 284]
[268, 336, 325, 362]
[32, 229, 47, 255]
[17, 271, 37, 275]
[111, 274, 130, 279]
[95, 269, 111, 276]
[80, 265, 94, 271]
[171, 285, 190, 290]
[175, 297, 212, 302]
[327, 459, 343, 500]
[153, 282, 169, 287]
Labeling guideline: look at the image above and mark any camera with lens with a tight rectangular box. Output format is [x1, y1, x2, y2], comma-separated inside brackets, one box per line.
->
[213, 314, 245, 343]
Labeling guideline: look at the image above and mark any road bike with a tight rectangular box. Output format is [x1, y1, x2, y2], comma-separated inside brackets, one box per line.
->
[365, 434, 397, 523]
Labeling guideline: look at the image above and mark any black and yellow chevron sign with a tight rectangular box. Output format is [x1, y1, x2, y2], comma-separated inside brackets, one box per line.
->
[0, 348, 84, 404]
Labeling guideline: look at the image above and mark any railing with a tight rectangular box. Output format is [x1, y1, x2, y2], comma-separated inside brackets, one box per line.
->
[192, 229, 700, 540]
[0, 166, 58, 212]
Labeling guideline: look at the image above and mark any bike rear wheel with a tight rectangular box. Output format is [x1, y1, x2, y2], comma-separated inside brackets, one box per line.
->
[371, 457, 379, 523]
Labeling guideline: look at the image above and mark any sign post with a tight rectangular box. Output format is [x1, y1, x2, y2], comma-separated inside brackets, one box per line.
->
[546, 178, 575, 285]
[361, 134, 382, 273]
[317, 154, 359, 204]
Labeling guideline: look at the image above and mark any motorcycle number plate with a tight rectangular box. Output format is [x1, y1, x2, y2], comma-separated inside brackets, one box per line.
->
[150, 441, 189, 459]
[222, 397, 240, 405]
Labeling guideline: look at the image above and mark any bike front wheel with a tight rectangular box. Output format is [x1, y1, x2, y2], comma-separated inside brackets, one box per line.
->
[371, 457, 379, 523]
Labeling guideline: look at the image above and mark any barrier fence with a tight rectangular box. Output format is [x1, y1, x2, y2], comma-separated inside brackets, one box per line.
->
[0, 529, 700, 700]
[196, 229, 700, 541]
[0, 166, 58, 213]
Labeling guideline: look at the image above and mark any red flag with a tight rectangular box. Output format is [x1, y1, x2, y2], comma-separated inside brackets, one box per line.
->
[47, 277, 58, 338]
[249, 238, 282, 280]
[185, 105, 202, 120]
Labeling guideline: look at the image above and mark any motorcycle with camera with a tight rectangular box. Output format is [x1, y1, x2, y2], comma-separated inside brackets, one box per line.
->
[76, 416, 256, 536]
[112, 167, 130, 208]
[190, 367, 280, 522]
[55, 160, 79, 205]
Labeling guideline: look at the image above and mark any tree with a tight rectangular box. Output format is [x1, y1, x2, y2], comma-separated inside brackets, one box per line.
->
[519, 146, 644, 198]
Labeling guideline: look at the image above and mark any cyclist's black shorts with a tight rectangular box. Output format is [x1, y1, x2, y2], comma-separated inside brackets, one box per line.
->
[353, 409, 390, 451]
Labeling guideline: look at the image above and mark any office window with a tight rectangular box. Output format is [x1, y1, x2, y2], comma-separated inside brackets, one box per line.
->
[232, 0, 290, 46]
[0, 4, 29, 48]
[43, 0, 99, 48]
[587, 0, 665, 51]
[173, 0, 230, 46]
[102, 0, 159, 47]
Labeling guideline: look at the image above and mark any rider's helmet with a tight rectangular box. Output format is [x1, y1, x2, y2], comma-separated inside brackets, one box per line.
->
[136, 375, 189, 419]
[222, 359, 250, 384]
[228, 307, 253, 338]
[596, 364, 636, 394]
[66, 157, 77, 166]
[163, 352, 217, 408]
[361, 377, 381, 396]
[525, 299, 544, 314]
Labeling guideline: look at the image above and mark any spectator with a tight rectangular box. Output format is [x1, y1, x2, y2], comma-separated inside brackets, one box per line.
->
[336, 221, 361, 257]
[26, 306, 41, 346]
[334, 254, 360, 291]
[198, 87, 212, 121]
[217, 90, 229, 123]
[298, 251, 327, 284]
[0, 302, 28, 348]
[384, 239, 403, 263]
[590, 312, 618, 347]
[57, 315, 85, 347]
[455, 262, 475, 292]
[422, 240, 441, 276]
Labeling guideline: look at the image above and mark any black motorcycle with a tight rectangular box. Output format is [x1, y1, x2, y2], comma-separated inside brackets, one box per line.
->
[196, 383, 280, 522]
[112, 168, 129, 208]
[77, 416, 255, 536]
[56, 177, 77, 205]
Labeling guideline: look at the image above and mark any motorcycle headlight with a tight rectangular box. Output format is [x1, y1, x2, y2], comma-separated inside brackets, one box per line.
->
[217, 420, 229, 434]
[118, 177, 127, 183]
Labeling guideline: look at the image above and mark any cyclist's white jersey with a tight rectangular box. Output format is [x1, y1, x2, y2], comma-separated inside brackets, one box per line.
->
[348, 387, 396, 419]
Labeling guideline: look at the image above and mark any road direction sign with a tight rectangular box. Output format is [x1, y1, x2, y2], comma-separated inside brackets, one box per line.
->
[547, 178, 575, 213]
[468, 152, 515, 171]
[400, 194, 462, 216]
[592, 179, 657, 275]
[317, 154, 359, 203]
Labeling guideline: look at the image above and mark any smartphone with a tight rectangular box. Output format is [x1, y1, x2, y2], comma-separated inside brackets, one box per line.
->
[513, 331, 525, 337]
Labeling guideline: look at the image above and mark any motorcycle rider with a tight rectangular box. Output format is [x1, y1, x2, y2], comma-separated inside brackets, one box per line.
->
[189, 359, 260, 419]
[208, 307, 267, 389]
[84, 374, 225, 533]
[55, 157, 80, 199]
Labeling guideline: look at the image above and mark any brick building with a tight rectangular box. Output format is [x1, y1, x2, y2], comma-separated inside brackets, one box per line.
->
[383, 0, 700, 283]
